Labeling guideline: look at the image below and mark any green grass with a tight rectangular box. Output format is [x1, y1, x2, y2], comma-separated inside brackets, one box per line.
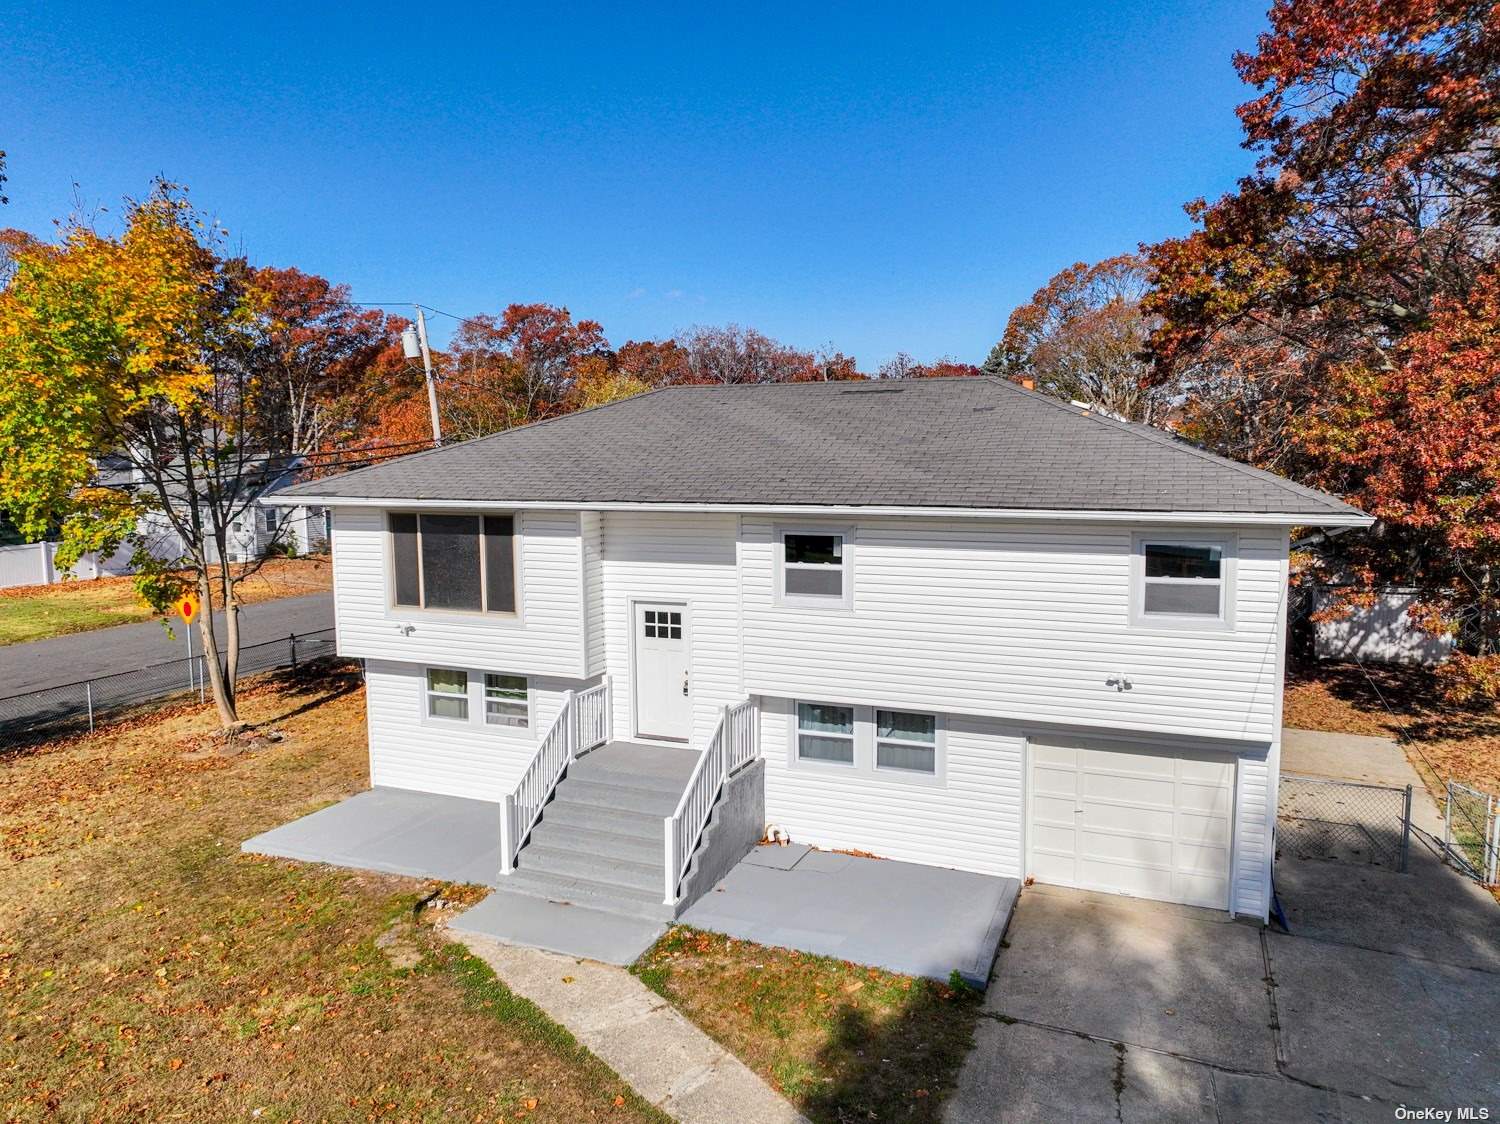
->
[0, 669, 660, 1121]
[632, 924, 982, 1124]
[0, 581, 157, 644]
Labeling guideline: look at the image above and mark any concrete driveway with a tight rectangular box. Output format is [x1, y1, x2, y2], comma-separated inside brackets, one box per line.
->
[948, 730, 1500, 1122]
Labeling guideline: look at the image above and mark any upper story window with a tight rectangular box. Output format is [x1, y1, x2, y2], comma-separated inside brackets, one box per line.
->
[1132, 534, 1232, 628]
[779, 530, 851, 607]
[391, 513, 516, 614]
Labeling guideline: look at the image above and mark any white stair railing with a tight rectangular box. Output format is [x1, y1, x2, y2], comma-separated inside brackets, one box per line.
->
[663, 697, 756, 905]
[499, 677, 611, 876]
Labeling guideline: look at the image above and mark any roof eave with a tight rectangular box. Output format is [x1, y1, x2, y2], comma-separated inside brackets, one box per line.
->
[260, 493, 1373, 528]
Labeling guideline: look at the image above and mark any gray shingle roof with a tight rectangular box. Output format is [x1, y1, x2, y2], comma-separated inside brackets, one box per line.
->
[277, 377, 1365, 521]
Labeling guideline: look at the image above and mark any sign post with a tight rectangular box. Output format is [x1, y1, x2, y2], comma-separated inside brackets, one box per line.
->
[176, 593, 201, 691]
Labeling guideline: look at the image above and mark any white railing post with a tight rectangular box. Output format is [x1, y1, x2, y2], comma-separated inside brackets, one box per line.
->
[499, 795, 514, 876]
[663, 816, 676, 905]
[603, 673, 613, 742]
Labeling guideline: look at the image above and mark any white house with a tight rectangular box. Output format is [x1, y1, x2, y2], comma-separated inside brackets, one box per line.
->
[267, 377, 1369, 923]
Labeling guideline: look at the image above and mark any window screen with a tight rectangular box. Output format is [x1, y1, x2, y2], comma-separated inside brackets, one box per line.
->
[783, 533, 845, 600]
[797, 702, 855, 764]
[420, 514, 482, 610]
[483, 515, 516, 613]
[391, 513, 420, 606]
[426, 668, 469, 720]
[484, 673, 528, 727]
[1141, 542, 1225, 619]
[875, 710, 936, 774]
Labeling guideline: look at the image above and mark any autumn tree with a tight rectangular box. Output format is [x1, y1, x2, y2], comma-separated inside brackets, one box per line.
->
[1143, 0, 1500, 681]
[0, 184, 298, 728]
[614, 338, 693, 386]
[675, 324, 818, 384]
[243, 266, 406, 457]
[879, 353, 980, 380]
[985, 255, 1171, 423]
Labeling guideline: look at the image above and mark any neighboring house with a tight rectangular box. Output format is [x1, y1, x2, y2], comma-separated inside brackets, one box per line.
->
[97, 453, 330, 566]
[268, 378, 1368, 923]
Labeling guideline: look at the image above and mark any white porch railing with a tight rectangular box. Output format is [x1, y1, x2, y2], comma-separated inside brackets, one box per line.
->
[499, 677, 611, 875]
[663, 698, 757, 905]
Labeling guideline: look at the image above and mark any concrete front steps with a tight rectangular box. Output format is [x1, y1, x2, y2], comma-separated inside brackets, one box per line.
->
[500, 741, 700, 923]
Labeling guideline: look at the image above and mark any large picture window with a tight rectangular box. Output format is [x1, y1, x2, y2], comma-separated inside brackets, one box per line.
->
[391, 513, 516, 613]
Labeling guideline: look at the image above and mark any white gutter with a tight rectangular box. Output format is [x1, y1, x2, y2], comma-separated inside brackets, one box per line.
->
[261, 494, 1372, 528]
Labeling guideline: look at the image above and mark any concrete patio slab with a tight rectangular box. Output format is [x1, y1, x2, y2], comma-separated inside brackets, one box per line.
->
[242, 787, 501, 886]
[448, 890, 665, 966]
[986, 885, 1276, 1073]
[681, 844, 1019, 987]
[741, 843, 810, 870]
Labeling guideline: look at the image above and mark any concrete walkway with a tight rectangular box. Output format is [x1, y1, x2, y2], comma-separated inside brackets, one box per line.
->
[458, 933, 807, 1124]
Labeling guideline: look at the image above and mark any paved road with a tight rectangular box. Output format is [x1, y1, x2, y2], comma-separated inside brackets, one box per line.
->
[0, 592, 334, 696]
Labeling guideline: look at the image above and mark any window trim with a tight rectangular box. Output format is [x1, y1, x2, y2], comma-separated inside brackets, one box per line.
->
[424, 667, 470, 722]
[787, 700, 946, 786]
[774, 525, 855, 610]
[1129, 531, 1236, 632]
[387, 510, 522, 619]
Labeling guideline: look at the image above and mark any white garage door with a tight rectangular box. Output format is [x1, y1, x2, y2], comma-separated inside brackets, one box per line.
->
[1027, 739, 1234, 910]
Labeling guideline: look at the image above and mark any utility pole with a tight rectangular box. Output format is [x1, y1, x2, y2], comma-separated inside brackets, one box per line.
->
[403, 308, 443, 447]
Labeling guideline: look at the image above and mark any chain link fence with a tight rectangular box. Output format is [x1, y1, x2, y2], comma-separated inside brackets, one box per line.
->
[0, 628, 337, 751]
[1443, 781, 1500, 886]
[1277, 773, 1413, 871]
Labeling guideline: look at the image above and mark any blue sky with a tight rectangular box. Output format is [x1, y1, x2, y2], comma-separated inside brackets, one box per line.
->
[0, 1, 1265, 367]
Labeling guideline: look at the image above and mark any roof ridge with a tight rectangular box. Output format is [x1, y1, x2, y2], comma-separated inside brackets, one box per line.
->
[979, 377, 1355, 516]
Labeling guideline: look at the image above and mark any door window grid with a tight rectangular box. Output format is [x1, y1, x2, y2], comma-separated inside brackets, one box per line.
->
[643, 609, 682, 639]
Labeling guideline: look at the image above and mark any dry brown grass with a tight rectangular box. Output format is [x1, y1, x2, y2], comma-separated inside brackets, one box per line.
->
[632, 926, 980, 1124]
[1285, 661, 1500, 797]
[0, 665, 661, 1123]
[0, 557, 334, 647]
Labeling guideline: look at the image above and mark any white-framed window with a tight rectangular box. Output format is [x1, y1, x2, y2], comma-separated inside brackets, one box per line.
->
[796, 702, 856, 766]
[1131, 533, 1234, 628]
[484, 673, 528, 728]
[425, 668, 469, 720]
[875, 709, 937, 775]
[777, 528, 852, 608]
[390, 512, 517, 615]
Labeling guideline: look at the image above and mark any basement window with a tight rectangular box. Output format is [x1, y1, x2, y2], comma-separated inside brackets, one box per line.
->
[484, 673, 529, 728]
[425, 668, 469, 721]
[796, 702, 855, 766]
[875, 710, 937, 775]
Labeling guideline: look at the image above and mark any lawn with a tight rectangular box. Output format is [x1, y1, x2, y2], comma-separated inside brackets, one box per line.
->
[0, 663, 660, 1122]
[1285, 660, 1500, 799]
[0, 557, 333, 647]
[632, 925, 981, 1124]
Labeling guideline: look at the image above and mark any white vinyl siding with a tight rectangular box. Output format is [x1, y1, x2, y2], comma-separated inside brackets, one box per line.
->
[762, 696, 1024, 877]
[741, 517, 1288, 744]
[329, 507, 587, 676]
[365, 659, 578, 801]
[599, 512, 743, 746]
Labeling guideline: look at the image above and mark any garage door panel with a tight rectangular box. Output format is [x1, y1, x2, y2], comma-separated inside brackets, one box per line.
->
[1080, 857, 1175, 900]
[1081, 771, 1175, 807]
[1080, 746, 1174, 776]
[1176, 810, 1232, 846]
[1083, 800, 1175, 837]
[1028, 739, 1235, 912]
[1081, 830, 1174, 868]
[1032, 766, 1078, 798]
[1176, 781, 1233, 815]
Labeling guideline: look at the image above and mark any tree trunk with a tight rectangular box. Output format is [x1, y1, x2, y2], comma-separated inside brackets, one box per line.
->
[195, 570, 238, 727]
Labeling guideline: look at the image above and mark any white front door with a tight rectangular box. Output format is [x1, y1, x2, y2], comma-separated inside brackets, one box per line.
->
[634, 602, 691, 741]
[1027, 739, 1234, 910]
